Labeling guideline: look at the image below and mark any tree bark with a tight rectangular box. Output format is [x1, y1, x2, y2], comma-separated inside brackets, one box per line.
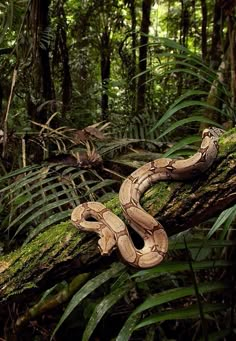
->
[39, 0, 56, 119]
[201, 0, 207, 61]
[27, 0, 56, 124]
[0, 129, 235, 305]
[53, 0, 72, 114]
[226, 6, 236, 124]
[129, 0, 137, 114]
[100, 29, 111, 121]
[210, 0, 224, 70]
[137, 0, 152, 114]
[180, 0, 190, 47]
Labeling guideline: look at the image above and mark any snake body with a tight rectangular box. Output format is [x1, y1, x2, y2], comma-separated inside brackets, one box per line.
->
[71, 127, 223, 268]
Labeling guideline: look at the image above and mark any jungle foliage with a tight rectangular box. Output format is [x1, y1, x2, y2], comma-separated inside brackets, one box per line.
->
[0, 0, 236, 340]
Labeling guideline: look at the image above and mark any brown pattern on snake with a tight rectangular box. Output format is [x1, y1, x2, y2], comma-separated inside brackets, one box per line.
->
[71, 127, 224, 268]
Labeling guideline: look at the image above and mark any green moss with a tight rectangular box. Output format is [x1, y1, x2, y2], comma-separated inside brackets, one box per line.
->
[142, 181, 178, 215]
[0, 221, 82, 299]
[104, 193, 122, 216]
[219, 128, 236, 155]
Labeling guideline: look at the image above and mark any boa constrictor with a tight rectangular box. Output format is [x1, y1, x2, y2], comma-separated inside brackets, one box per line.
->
[71, 127, 223, 268]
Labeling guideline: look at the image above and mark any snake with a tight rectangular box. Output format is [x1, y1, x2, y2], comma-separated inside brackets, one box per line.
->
[71, 127, 224, 268]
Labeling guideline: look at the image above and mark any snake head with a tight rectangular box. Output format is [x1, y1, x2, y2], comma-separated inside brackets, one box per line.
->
[203, 127, 225, 139]
[98, 229, 117, 255]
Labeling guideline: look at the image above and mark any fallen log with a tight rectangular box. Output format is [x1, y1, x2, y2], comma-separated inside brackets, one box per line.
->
[0, 128, 235, 304]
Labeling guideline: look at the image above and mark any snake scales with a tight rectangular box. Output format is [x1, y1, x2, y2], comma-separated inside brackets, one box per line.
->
[71, 127, 224, 268]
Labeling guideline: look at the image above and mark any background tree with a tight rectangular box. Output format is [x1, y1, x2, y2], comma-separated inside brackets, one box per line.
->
[26, 0, 56, 123]
[136, 0, 152, 114]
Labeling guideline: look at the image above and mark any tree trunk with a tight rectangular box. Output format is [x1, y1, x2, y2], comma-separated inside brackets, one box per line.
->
[28, 0, 56, 124]
[0, 128, 235, 307]
[0, 83, 2, 115]
[136, 0, 152, 114]
[201, 0, 207, 61]
[177, 0, 190, 96]
[180, 0, 190, 47]
[202, 1, 236, 128]
[39, 0, 56, 120]
[53, 0, 72, 114]
[227, 7, 236, 124]
[129, 0, 137, 114]
[100, 30, 111, 121]
[210, 0, 224, 70]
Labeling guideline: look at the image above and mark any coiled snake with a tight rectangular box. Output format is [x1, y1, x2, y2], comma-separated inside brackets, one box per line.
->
[71, 127, 223, 268]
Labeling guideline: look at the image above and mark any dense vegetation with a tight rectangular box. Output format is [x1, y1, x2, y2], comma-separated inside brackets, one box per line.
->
[0, 0, 235, 340]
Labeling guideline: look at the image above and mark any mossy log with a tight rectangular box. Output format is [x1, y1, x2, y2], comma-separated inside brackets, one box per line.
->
[0, 129, 235, 304]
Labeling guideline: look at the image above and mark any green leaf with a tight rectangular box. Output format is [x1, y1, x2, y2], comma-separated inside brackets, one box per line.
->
[83, 179, 117, 197]
[82, 283, 132, 341]
[156, 116, 222, 140]
[166, 90, 208, 112]
[150, 101, 222, 134]
[135, 303, 226, 330]
[118, 282, 228, 340]
[0, 165, 40, 184]
[169, 239, 236, 250]
[207, 204, 236, 238]
[161, 68, 215, 86]
[157, 60, 216, 84]
[198, 329, 234, 341]
[116, 313, 141, 341]
[134, 282, 228, 314]
[9, 181, 67, 207]
[7, 188, 74, 231]
[162, 135, 201, 157]
[157, 37, 193, 54]
[0, 167, 47, 194]
[220, 210, 236, 240]
[51, 263, 125, 339]
[12, 198, 74, 238]
[24, 210, 72, 243]
[132, 260, 234, 281]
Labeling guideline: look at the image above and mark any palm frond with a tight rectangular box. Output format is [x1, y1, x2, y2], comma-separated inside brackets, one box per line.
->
[0, 163, 116, 242]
